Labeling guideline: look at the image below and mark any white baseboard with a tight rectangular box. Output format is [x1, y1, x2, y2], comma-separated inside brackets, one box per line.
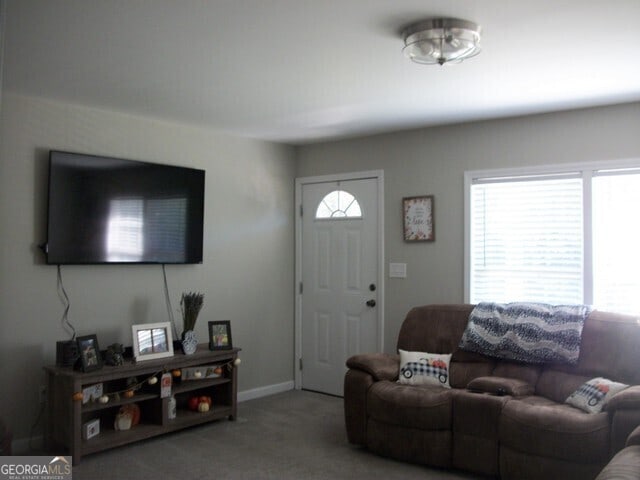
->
[238, 380, 295, 402]
[12, 381, 295, 454]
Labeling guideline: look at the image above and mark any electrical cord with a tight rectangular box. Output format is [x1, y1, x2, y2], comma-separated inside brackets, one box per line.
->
[162, 264, 179, 340]
[57, 265, 75, 339]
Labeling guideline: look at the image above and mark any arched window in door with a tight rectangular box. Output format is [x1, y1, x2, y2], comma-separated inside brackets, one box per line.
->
[315, 190, 362, 219]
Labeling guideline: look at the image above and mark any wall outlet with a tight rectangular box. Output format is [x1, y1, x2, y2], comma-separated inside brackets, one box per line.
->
[39, 385, 47, 404]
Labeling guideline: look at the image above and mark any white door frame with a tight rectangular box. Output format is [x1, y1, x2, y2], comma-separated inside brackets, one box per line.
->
[294, 170, 384, 390]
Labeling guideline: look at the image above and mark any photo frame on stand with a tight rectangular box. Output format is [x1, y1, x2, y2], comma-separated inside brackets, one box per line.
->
[131, 322, 174, 362]
[76, 334, 103, 372]
[208, 321, 232, 351]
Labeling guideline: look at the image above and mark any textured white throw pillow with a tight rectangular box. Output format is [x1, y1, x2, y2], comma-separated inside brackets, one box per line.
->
[397, 349, 452, 388]
[565, 377, 629, 413]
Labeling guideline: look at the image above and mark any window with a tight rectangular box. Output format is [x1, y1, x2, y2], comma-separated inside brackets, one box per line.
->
[466, 162, 640, 315]
[315, 190, 362, 219]
[592, 172, 640, 314]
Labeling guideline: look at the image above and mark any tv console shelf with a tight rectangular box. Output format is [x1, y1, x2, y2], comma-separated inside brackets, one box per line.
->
[44, 345, 240, 465]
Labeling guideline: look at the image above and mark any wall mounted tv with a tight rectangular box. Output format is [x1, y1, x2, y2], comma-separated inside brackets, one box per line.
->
[45, 151, 205, 264]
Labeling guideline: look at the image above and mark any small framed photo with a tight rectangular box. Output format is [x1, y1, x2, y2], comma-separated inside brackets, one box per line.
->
[403, 195, 435, 242]
[208, 321, 232, 351]
[132, 322, 174, 362]
[77, 334, 103, 372]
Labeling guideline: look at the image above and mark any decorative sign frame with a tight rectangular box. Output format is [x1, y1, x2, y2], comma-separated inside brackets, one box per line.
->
[403, 195, 435, 242]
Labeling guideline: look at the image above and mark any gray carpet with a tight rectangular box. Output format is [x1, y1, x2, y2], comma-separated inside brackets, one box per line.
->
[72, 390, 480, 479]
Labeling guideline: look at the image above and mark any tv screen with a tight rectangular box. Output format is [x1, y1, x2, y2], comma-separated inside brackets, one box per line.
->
[45, 151, 205, 264]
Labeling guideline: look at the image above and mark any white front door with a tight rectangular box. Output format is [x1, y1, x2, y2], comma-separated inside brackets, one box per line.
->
[299, 176, 382, 396]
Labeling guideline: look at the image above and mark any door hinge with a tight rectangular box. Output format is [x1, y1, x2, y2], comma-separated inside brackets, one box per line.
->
[299, 358, 303, 371]
[299, 282, 303, 294]
[299, 204, 303, 217]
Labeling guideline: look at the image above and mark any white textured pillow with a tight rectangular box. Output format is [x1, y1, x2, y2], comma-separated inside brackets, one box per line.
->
[565, 377, 629, 413]
[397, 349, 452, 388]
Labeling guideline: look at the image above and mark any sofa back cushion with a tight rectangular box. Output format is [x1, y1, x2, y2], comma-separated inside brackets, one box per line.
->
[493, 362, 542, 386]
[449, 361, 495, 389]
[536, 370, 591, 403]
[572, 311, 640, 384]
[397, 304, 474, 353]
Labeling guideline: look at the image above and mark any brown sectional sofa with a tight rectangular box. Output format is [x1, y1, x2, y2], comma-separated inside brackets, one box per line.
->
[344, 304, 640, 479]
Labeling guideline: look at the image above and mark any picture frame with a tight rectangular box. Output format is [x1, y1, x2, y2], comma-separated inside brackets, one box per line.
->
[131, 322, 174, 362]
[208, 321, 232, 351]
[403, 195, 435, 242]
[76, 334, 103, 372]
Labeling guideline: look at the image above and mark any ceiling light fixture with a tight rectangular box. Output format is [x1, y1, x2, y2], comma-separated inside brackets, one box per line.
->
[402, 18, 481, 66]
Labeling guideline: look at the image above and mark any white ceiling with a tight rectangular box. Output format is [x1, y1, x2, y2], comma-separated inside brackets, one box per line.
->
[3, 0, 640, 145]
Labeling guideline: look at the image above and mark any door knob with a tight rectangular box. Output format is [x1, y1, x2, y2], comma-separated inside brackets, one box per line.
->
[366, 299, 376, 307]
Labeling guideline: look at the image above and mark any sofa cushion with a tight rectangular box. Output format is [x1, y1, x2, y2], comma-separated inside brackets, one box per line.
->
[367, 381, 453, 430]
[398, 349, 451, 387]
[499, 396, 611, 463]
[566, 377, 629, 414]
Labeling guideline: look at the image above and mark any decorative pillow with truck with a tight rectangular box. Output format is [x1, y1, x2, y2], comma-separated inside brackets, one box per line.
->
[398, 349, 451, 388]
[565, 377, 629, 413]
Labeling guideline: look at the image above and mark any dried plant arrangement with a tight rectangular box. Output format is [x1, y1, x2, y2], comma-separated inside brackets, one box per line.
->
[180, 292, 204, 333]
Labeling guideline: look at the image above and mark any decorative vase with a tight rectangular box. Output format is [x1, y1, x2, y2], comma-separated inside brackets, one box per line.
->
[181, 330, 198, 355]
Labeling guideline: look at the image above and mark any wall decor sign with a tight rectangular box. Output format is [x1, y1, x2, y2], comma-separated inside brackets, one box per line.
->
[403, 195, 435, 242]
[131, 322, 174, 362]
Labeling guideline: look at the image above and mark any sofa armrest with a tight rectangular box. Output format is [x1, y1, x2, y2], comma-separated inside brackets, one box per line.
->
[606, 386, 640, 411]
[626, 425, 640, 447]
[346, 353, 399, 382]
[466, 376, 534, 397]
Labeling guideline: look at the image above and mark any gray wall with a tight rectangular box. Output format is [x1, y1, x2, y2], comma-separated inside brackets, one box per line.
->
[296, 102, 640, 353]
[0, 93, 296, 443]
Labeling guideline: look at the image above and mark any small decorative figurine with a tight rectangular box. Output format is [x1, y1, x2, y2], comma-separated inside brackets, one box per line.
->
[105, 343, 124, 366]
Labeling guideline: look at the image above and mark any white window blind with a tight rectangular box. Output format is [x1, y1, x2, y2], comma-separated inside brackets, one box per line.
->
[592, 172, 640, 315]
[469, 177, 583, 304]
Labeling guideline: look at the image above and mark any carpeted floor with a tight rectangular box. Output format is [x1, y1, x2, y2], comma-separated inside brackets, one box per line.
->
[72, 390, 480, 479]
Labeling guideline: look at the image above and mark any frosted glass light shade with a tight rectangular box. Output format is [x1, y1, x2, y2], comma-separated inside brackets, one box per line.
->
[402, 18, 481, 66]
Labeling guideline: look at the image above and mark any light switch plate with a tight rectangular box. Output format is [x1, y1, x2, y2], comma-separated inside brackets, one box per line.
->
[389, 263, 407, 278]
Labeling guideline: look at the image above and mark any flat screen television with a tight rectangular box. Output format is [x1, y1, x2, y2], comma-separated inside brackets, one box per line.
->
[45, 151, 205, 264]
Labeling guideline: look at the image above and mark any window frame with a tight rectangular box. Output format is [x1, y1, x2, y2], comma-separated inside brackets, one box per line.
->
[464, 158, 640, 306]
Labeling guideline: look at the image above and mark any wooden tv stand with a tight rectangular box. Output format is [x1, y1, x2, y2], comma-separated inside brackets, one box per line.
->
[44, 345, 240, 465]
